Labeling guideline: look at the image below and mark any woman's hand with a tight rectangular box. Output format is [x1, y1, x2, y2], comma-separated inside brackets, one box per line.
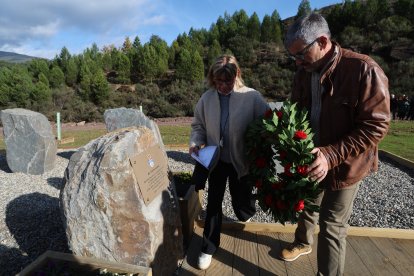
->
[307, 148, 329, 182]
[189, 145, 200, 156]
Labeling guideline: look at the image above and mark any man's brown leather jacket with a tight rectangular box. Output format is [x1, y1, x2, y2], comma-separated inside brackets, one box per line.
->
[291, 42, 390, 190]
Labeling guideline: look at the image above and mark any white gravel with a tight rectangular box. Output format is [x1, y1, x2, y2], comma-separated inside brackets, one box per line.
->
[0, 149, 413, 275]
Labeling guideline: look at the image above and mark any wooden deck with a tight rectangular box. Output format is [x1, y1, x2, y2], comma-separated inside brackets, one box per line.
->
[177, 223, 414, 276]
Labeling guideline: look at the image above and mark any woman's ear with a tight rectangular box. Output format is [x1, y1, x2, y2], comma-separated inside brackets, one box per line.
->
[236, 68, 241, 77]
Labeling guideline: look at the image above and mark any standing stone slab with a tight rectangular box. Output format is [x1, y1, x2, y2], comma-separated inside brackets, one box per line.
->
[104, 107, 164, 148]
[60, 127, 183, 275]
[269, 101, 284, 111]
[0, 108, 57, 174]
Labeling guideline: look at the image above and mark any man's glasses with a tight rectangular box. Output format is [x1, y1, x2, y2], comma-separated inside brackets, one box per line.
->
[288, 38, 318, 61]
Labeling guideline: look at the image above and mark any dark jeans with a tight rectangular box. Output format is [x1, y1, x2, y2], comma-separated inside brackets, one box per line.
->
[201, 160, 255, 254]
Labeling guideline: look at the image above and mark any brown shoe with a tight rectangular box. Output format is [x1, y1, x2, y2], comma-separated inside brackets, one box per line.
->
[280, 242, 312, 261]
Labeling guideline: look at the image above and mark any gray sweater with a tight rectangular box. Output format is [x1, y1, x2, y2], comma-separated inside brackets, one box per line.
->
[190, 86, 269, 178]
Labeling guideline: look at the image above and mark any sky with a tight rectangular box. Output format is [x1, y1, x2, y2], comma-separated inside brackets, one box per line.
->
[0, 0, 342, 59]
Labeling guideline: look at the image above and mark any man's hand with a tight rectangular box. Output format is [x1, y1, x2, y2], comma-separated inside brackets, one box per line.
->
[307, 148, 329, 182]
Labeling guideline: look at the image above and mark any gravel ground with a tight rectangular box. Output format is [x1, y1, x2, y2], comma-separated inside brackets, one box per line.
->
[0, 149, 413, 275]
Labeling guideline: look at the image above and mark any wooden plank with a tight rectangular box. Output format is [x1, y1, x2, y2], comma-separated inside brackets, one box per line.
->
[18, 252, 49, 276]
[391, 238, 414, 259]
[379, 149, 414, 169]
[18, 250, 152, 276]
[347, 227, 414, 240]
[58, 137, 75, 144]
[370, 237, 414, 275]
[347, 236, 400, 275]
[232, 231, 260, 275]
[256, 232, 287, 276]
[307, 235, 318, 274]
[183, 224, 414, 276]
[344, 238, 371, 276]
[195, 221, 414, 239]
[205, 229, 234, 275]
[179, 227, 205, 276]
[278, 232, 315, 276]
[179, 186, 202, 249]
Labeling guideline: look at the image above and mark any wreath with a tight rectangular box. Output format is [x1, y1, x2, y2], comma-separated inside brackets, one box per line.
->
[245, 100, 321, 224]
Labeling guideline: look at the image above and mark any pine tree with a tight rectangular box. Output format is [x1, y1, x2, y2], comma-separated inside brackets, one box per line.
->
[65, 58, 78, 86]
[113, 51, 131, 84]
[176, 48, 192, 80]
[122, 36, 133, 53]
[28, 59, 50, 80]
[49, 66, 65, 88]
[149, 35, 169, 77]
[139, 44, 159, 82]
[91, 69, 110, 105]
[296, 0, 312, 19]
[190, 50, 205, 81]
[78, 61, 92, 101]
[247, 12, 261, 41]
[270, 10, 282, 44]
[58, 47, 71, 73]
[2, 67, 33, 107]
[261, 15, 273, 43]
[207, 40, 222, 67]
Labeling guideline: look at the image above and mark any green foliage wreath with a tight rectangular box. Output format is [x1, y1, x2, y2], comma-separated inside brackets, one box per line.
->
[245, 100, 321, 224]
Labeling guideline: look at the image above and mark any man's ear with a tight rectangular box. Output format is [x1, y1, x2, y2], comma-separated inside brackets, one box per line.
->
[318, 36, 329, 49]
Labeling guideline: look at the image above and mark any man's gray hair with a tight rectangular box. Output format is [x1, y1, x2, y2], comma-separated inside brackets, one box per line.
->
[284, 13, 331, 48]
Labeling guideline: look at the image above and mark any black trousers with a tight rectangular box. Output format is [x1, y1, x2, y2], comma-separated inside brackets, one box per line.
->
[201, 160, 256, 254]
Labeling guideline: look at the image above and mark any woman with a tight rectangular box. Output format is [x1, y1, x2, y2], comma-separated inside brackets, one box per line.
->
[189, 55, 269, 270]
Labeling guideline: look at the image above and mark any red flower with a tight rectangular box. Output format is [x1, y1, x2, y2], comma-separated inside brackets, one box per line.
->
[265, 195, 273, 206]
[276, 200, 287, 210]
[284, 163, 293, 177]
[294, 130, 307, 140]
[297, 165, 308, 176]
[271, 182, 283, 190]
[278, 150, 287, 160]
[276, 111, 283, 119]
[294, 199, 305, 211]
[255, 179, 263, 189]
[255, 157, 266, 168]
[264, 109, 273, 119]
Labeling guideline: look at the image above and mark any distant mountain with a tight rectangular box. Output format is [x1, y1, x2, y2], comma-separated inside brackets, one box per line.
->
[0, 51, 39, 63]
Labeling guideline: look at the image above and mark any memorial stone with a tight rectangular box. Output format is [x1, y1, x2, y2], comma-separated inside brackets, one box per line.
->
[269, 101, 284, 111]
[60, 127, 183, 275]
[0, 108, 57, 174]
[103, 107, 164, 148]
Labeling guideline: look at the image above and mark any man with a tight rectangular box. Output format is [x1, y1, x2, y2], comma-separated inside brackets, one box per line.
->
[281, 13, 390, 276]
[390, 94, 398, 120]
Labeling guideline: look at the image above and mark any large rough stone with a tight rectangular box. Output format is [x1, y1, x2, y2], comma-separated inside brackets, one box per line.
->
[60, 127, 183, 275]
[0, 108, 57, 174]
[103, 107, 164, 148]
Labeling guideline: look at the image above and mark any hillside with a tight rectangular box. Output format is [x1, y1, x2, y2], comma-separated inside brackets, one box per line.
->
[0, 0, 413, 123]
[0, 51, 39, 63]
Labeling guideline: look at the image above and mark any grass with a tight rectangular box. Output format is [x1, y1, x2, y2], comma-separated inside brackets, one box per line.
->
[157, 125, 191, 146]
[58, 129, 107, 149]
[379, 120, 414, 161]
[0, 121, 413, 161]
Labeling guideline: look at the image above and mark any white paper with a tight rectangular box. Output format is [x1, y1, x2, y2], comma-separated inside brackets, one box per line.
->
[191, 145, 218, 169]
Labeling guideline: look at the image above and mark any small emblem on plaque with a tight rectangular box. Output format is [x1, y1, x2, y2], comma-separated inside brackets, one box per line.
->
[147, 154, 155, 168]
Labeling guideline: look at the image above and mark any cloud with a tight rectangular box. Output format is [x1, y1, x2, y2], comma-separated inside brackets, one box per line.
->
[0, 0, 167, 57]
[142, 15, 167, 26]
[29, 21, 61, 37]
